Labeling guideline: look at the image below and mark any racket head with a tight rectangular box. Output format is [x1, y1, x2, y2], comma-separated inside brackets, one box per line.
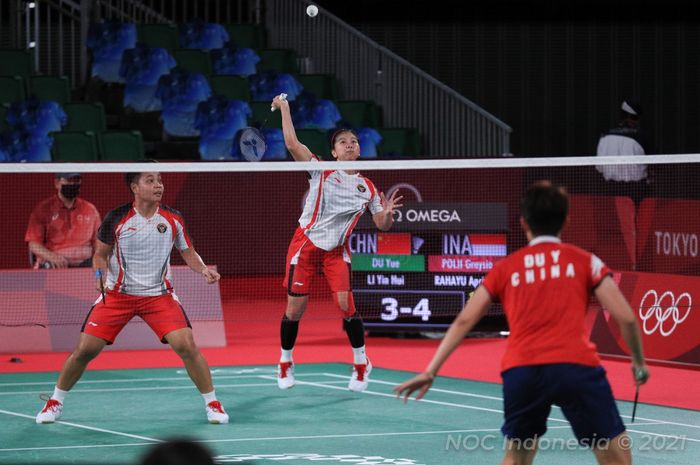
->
[238, 127, 267, 162]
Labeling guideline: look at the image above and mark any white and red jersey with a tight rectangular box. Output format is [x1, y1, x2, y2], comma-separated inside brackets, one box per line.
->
[482, 236, 611, 372]
[97, 203, 192, 296]
[299, 157, 384, 251]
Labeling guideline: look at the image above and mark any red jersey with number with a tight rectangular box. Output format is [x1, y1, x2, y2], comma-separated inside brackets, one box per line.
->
[482, 236, 611, 371]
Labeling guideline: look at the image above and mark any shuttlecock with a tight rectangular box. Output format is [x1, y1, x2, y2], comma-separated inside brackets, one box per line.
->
[306, 4, 318, 17]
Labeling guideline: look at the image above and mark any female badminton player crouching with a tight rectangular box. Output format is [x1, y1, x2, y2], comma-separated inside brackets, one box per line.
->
[36, 169, 229, 425]
[271, 94, 403, 392]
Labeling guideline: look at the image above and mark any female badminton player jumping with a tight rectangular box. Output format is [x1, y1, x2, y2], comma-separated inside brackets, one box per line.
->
[270, 94, 402, 392]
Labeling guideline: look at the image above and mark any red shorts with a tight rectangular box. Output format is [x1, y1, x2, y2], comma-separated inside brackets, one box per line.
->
[282, 227, 351, 295]
[81, 291, 191, 344]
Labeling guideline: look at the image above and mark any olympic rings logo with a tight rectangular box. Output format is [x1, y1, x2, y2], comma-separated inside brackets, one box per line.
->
[638, 290, 692, 336]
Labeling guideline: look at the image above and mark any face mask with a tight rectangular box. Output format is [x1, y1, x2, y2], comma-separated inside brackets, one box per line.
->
[60, 184, 81, 199]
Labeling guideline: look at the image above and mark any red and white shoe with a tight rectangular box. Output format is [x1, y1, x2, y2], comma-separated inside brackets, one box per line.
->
[36, 398, 63, 424]
[277, 361, 295, 389]
[348, 359, 372, 392]
[206, 400, 229, 424]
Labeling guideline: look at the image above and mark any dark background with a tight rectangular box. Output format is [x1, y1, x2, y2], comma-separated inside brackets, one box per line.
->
[322, 0, 700, 157]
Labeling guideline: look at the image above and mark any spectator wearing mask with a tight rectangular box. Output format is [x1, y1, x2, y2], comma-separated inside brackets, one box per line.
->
[25, 173, 101, 268]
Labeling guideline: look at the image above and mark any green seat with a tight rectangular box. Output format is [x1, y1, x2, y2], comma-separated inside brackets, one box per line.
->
[378, 128, 421, 157]
[137, 24, 179, 51]
[209, 75, 250, 101]
[0, 49, 34, 78]
[297, 129, 331, 160]
[51, 131, 99, 162]
[224, 23, 267, 49]
[337, 100, 381, 128]
[0, 76, 26, 105]
[257, 49, 299, 73]
[28, 75, 71, 104]
[296, 74, 340, 100]
[173, 49, 213, 76]
[63, 102, 107, 132]
[98, 131, 145, 161]
[249, 100, 281, 128]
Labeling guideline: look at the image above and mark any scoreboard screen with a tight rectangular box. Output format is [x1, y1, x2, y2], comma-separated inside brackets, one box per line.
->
[350, 202, 509, 331]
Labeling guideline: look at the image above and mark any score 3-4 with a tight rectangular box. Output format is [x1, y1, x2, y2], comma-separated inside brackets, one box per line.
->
[381, 297, 431, 321]
[354, 290, 465, 324]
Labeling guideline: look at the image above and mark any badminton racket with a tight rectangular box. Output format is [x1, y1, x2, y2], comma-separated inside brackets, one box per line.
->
[238, 93, 287, 162]
[631, 366, 648, 423]
[96, 269, 106, 305]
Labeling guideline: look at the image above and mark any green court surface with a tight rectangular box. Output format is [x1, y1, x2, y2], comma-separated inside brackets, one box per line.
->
[0, 364, 697, 465]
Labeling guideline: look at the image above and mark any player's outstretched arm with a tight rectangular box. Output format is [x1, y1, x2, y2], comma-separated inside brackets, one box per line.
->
[394, 286, 492, 402]
[594, 276, 649, 385]
[272, 94, 312, 162]
[180, 247, 220, 284]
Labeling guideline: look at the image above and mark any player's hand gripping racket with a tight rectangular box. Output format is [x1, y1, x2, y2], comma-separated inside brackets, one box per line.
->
[96, 269, 106, 305]
[238, 93, 287, 162]
[631, 366, 649, 423]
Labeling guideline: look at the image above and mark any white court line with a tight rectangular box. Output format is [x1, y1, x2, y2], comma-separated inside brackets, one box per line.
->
[626, 429, 700, 443]
[0, 409, 162, 442]
[275, 374, 700, 442]
[327, 374, 504, 400]
[0, 372, 328, 387]
[257, 375, 515, 418]
[1, 426, 562, 453]
[321, 373, 699, 430]
[0, 442, 154, 453]
[0, 380, 347, 396]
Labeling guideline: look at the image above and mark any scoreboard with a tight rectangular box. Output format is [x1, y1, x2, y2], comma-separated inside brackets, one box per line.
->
[350, 202, 509, 332]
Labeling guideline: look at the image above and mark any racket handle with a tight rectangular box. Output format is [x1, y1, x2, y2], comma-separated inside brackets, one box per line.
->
[271, 93, 288, 112]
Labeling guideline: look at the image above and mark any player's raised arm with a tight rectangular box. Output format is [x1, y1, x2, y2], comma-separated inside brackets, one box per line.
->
[594, 276, 649, 386]
[272, 94, 313, 162]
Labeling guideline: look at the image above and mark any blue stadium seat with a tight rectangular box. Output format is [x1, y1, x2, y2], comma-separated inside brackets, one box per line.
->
[156, 68, 212, 137]
[248, 70, 303, 101]
[120, 43, 177, 112]
[87, 21, 137, 83]
[194, 96, 251, 160]
[5, 97, 67, 136]
[211, 45, 260, 77]
[179, 21, 230, 50]
[357, 127, 382, 159]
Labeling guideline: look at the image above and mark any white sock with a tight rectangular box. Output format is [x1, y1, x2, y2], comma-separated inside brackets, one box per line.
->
[280, 348, 294, 363]
[352, 346, 367, 365]
[52, 386, 69, 403]
[202, 390, 217, 405]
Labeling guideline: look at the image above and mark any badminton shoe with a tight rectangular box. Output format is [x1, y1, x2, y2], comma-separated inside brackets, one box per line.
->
[36, 398, 63, 424]
[348, 359, 372, 392]
[277, 361, 296, 389]
[205, 400, 229, 424]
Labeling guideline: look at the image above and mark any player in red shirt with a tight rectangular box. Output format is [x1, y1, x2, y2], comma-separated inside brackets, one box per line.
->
[36, 169, 229, 425]
[395, 181, 649, 465]
[25, 173, 101, 268]
[271, 94, 402, 392]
